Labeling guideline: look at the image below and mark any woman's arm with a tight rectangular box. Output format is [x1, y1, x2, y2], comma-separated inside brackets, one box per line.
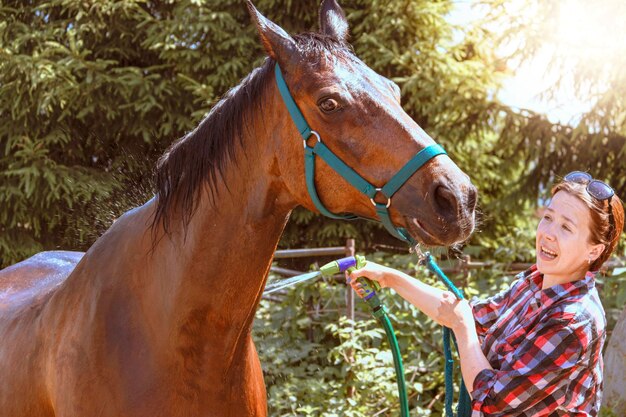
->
[347, 261, 447, 322]
[347, 261, 493, 393]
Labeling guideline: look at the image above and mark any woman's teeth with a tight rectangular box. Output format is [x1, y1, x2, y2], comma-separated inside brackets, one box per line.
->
[541, 246, 558, 259]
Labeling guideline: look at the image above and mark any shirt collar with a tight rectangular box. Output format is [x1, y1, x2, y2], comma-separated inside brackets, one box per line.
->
[526, 265, 595, 308]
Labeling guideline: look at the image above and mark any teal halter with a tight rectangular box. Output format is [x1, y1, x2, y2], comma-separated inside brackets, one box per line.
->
[275, 64, 446, 245]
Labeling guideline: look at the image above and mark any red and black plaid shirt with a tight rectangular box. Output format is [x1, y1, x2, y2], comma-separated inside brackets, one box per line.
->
[469, 265, 606, 416]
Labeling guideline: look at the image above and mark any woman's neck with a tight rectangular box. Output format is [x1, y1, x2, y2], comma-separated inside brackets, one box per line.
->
[541, 267, 588, 290]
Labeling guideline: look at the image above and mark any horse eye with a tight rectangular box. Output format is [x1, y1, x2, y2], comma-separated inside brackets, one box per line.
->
[318, 98, 340, 113]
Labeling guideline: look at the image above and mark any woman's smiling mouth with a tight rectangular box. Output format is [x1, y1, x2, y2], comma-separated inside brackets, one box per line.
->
[540, 245, 558, 260]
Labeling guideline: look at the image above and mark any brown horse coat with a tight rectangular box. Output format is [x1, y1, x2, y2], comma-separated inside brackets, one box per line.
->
[0, 1, 476, 416]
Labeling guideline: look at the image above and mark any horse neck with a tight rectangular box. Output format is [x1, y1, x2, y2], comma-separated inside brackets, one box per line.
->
[47, 68, 297, 380]
[139, 88, 296, 360]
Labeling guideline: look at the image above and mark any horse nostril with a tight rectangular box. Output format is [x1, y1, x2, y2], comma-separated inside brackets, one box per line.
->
[434, 185, 458, 215]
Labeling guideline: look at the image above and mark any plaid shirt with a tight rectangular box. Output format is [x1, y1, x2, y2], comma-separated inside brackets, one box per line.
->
[469, 265, 606, 416]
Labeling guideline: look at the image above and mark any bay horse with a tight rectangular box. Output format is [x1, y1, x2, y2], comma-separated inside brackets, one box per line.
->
[0, 1, 477, 416]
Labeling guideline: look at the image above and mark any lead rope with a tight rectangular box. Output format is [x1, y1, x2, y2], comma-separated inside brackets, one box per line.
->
[414, 247, 472, 417]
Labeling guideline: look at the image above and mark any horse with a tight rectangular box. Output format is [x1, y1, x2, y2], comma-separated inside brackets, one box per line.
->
[0, 1, 477, 416]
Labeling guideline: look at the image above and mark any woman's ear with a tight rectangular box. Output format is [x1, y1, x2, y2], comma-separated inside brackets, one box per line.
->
[589, 243, 606, 262]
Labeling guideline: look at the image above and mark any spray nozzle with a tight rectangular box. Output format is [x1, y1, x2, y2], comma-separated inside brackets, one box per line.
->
[319, 255, 366, 276]
[320, 255, 381, 304]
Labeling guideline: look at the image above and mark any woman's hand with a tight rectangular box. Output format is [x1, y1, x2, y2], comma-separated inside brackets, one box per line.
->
[435, 292, 475, 333]
[346, 261, 395, 297]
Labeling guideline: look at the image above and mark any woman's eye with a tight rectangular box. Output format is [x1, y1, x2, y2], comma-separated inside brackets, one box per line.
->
[543, 215, 551, 221]
[319, 98, 340, 113]
[562, 224, 572, 232]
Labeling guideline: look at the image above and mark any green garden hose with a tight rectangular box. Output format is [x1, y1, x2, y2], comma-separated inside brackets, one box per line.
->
[320, 256, 410, 417]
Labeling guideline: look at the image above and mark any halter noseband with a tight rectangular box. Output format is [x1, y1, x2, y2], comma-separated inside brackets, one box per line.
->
[275, 64, 446, 246]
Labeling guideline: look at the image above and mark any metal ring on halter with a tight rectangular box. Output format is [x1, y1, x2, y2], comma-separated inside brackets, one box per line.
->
[370, 188, 391, 208]
[303, 130, 321, 148]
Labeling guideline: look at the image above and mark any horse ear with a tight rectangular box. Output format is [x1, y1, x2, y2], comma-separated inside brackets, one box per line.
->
[319, 0, 349, 42]
[246, 1, 298, 64]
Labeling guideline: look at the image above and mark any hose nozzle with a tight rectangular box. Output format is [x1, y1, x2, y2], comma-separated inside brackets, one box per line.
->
[319, 255, 366, 276]
[320, 255, 381, 305]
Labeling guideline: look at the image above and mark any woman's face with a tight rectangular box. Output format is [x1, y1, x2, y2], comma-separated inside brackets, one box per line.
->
[536, 191, 603, 279]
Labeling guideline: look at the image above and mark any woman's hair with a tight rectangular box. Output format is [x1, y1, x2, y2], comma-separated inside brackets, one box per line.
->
[551, 180, 624, 271]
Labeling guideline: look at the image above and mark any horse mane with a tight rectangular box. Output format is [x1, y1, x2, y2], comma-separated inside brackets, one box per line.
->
[151, 33, 353, 236]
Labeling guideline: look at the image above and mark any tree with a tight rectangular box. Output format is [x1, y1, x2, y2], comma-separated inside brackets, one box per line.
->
[477, 0, 626, 251]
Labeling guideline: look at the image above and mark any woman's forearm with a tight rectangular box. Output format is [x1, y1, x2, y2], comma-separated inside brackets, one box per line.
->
[385, 270, 448, 322]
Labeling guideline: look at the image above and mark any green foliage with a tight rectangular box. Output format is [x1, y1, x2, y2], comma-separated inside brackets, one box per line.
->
[600, 408, 620, 417]
[598, 268, 626, 339]
[0, 0, 310, 265]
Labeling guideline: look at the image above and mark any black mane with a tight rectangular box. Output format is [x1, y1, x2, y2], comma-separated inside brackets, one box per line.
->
[152, 33, 353, 234]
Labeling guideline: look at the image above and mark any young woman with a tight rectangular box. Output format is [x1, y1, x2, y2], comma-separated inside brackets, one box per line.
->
[348, 172, 624, 416]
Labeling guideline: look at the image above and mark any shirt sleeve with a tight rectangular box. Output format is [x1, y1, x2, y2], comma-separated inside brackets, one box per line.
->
[469, 277, 522, 337]
[470, 317, 586, 416]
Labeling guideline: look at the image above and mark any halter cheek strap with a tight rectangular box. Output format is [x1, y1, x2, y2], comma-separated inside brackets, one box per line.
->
[275, 63, 446, 245]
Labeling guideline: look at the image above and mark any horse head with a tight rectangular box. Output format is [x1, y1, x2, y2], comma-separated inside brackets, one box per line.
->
[247, 0, 477, 246]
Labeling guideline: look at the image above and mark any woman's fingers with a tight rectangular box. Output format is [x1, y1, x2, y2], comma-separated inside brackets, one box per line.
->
[354, 287, 365, 297]
[348, 269, 365, 281]
[344, 277, 366, 297]
[347, 262, 384, 281]
[435, 294, 474, 332]
[349, 280, 361, 288]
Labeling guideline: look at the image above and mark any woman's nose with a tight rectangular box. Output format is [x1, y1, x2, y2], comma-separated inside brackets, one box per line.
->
[539, 222, 556, 240]
[543, 225, 556, 240]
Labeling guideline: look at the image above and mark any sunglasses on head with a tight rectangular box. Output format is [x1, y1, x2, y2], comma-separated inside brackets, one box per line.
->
[564, 171, 615, 235]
